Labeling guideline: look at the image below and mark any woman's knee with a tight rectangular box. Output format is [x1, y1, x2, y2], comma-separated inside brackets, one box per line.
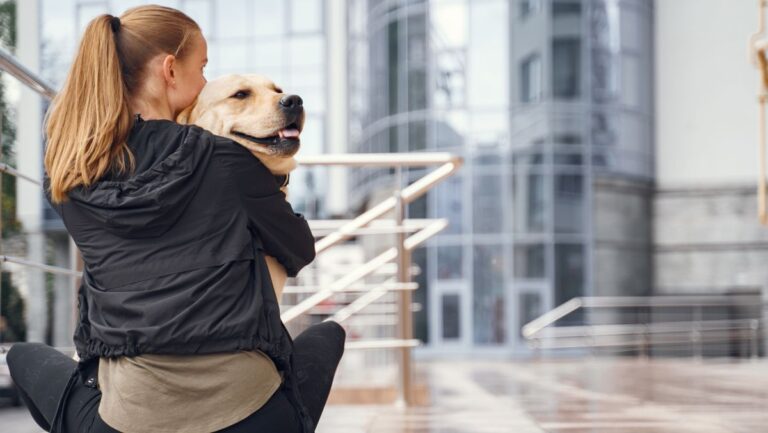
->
[321, 320, 346, 359]
[320, 320, 346, 348]
[7, 342, 46, 374]
[296, 321, 347, 357]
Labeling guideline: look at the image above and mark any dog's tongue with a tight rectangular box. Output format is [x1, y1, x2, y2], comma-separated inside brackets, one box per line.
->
[279, 128, 300, 139]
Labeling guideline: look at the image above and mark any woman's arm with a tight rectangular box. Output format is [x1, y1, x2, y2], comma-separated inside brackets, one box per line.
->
[214, 136, 316, 277]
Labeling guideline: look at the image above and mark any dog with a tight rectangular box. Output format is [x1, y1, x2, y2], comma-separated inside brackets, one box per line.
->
[176, 74, 306, 303]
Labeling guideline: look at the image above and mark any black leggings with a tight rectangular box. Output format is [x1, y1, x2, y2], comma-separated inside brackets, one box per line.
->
[7, 320, 346, 432]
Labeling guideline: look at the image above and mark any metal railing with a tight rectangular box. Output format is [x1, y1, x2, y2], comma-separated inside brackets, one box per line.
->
[0, 45, 463, 405]
[522, 295, 763, 358]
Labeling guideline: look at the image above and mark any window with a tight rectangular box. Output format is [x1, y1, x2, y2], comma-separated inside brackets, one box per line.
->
[473, 244, 506, 344]
[442, 294, 461, 340]
[520, 54, 542, 103]
[512, 170, 547, 233]
[518, 293, 542, 336]
[552, 37, 581, 99]
[514, 244, 546, 279]
[467, 0, 509, 108]
[437, 246, 464, 279]
[290, 0, 323, 33]
[554, 173, 584, 233]
[552, 0, 582, 18]
[473, 174, 503, 234]
[554, 243, 585, 307]
[520, 0, 540, 19]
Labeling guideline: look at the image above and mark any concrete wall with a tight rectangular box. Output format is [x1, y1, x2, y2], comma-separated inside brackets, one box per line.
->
[593, 175, 654, 297]
[654, 186, 768, 294]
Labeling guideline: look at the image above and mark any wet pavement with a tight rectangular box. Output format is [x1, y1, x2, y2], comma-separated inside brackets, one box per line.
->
[2, 358, 767, 432]
[318, 358, 768, 433]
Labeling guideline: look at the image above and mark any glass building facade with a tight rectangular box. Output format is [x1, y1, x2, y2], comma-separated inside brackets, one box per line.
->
[35, 0, 653, 355]
[347, 0, 653, 354]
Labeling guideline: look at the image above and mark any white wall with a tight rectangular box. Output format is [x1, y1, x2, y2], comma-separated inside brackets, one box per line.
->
[655, 0, 761, 188]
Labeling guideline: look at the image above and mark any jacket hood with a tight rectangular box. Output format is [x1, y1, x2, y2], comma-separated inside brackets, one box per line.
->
[52, 120, 215, 238]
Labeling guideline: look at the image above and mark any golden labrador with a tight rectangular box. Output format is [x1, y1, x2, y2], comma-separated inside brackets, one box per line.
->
[176, 74, 307, 303]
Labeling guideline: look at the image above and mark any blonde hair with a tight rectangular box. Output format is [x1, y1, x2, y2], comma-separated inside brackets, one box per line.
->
[44, 5, 200, 204]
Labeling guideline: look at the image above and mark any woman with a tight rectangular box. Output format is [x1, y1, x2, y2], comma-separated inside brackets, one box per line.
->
[6, 5, 344, 433]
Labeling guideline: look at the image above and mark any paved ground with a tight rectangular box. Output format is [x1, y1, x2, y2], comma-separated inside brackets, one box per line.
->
[317, 358, 768, 433]
[0, 404, 43, 433]
[2, 358, 768, 432]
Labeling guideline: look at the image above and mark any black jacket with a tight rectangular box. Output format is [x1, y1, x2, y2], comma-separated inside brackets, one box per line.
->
[43, 117, 317, 432]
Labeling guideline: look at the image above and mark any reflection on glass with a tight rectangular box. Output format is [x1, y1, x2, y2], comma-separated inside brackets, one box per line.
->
[437, 246, 463, 279]
[442, 294, 461, 340]
[520, 54, 542, 103]
[553, 37, 581, 99]
[514, 244, 546, 279]
[473, 244, 505, 344]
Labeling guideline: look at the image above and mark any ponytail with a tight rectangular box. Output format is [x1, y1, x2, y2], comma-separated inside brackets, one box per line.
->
[44, 6, 200, 204]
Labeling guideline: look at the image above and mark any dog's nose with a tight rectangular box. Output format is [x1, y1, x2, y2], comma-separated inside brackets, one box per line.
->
[279, 95, 303, 110]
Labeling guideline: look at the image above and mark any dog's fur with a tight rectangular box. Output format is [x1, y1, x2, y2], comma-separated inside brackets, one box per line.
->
[176, 74, 306, 302]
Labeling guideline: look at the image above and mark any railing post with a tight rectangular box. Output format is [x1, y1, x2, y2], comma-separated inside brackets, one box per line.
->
[692, 305, 703, 360]
[751, 319, 760, 360]
[639, 325, 649, 359]
[394, 166, 414, 407]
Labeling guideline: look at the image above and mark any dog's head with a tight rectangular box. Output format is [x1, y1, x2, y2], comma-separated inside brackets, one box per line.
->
[177, 74, 305, 173]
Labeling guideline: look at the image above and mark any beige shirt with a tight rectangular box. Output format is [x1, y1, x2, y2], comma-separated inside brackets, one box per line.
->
[97, 350, 283, 433]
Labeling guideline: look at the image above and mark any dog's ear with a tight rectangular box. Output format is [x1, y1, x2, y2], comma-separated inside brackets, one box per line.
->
[176, 98, 198, 124]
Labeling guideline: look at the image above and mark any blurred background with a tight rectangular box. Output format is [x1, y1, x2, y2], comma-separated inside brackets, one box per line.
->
[2, 0, 768, 432]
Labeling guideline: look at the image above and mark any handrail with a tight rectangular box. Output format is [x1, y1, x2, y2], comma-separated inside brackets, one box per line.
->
[534, 318, 760, 339]
[521, 298, 582, 338]
[523, 295, 763, 339]
[523, 295, 764, 358]
[0, 46, 56, 99]
[296, 152, 459, 166]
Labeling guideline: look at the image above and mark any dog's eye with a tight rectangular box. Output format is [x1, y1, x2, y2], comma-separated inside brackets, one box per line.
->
[231, 90, 250, 99]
